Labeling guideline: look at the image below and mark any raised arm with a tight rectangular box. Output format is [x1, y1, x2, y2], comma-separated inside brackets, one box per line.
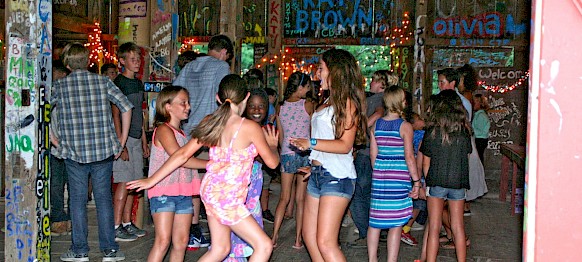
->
[127, 138, 203, 191]
[155, 125, 207, 170]
[246, 121, 279, 169]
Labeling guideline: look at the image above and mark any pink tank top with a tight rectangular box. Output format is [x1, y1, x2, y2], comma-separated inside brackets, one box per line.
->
[279, 99, 311, 155]
[147, 123, 197, 198]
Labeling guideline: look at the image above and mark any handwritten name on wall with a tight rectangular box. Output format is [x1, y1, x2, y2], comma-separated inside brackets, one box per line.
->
[283, 0, 400, 39]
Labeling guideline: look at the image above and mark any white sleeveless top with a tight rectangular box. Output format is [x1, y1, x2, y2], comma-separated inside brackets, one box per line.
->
[309, 105, 357, 179]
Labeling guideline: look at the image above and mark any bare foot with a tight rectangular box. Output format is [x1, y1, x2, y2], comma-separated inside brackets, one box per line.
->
[271, 235, 278, 247]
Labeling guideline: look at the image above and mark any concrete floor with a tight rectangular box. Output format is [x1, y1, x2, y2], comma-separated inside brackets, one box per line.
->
[1, 179, 523, 261]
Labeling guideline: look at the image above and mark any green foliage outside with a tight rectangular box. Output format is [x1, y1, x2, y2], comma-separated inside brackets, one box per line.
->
[240, 44, 393, 90]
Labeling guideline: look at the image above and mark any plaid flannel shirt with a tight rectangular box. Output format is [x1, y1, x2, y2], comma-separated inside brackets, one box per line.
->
[50, 70, 133, 163]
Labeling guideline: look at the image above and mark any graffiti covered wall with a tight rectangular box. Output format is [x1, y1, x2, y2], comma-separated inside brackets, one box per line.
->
[5, 0, 52, 260]
[178, 0, 220, 37]
[426, 0, 530, 173]
[282, 0, 415, 46]
[150, 0, 178, 82]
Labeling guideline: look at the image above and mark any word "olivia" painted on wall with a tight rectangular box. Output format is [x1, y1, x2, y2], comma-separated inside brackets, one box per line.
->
[433, 12, 527, 38]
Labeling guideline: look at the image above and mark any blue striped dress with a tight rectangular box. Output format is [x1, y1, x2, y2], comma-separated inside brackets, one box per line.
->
[369, 118, 412, 229]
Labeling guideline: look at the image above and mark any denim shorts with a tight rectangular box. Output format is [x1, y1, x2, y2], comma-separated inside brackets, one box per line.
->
[149, 195, 193, 214]
[427, 186, 466, 201]
[306, 166, 355, 199]
[280, 153, 310, 174]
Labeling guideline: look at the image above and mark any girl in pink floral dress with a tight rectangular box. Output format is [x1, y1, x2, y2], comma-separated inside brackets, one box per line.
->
[128, 75, 279, 262]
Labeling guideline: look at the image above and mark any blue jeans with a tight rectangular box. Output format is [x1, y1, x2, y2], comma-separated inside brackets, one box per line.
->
[65, 156, 118, 254]
[349, 151, 372, 238]
[50, 155, 70, 222]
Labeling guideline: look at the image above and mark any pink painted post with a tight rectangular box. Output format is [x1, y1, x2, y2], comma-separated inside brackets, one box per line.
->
[526, 0, 582, 260]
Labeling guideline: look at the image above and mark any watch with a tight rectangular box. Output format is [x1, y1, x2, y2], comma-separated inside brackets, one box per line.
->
[309, 138, 317, 150]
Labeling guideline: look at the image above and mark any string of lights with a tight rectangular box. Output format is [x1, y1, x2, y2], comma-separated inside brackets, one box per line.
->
[85, 22, 117, 69]
[478, 71, 529, 93]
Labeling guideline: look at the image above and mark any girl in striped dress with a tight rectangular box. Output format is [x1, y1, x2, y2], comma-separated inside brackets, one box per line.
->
[368, 86, 421, 262]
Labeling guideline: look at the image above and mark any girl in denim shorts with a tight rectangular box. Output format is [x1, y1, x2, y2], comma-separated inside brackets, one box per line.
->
[419, 90, 472, 261]
[271, 72, 314, 249]
[126, 86, 208, 260]
[289, 49, 368, 261]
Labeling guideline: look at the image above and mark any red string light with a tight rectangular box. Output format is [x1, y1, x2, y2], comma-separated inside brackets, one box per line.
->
[478, 71, 529, 93]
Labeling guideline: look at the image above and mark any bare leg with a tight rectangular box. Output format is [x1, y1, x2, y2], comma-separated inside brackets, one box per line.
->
[448, 199, 467, 262]
[420, 221, 429, 262]
[286, 175, 297, 218]
[122, 194, 134, 224]
[405, 208, 421, 228]
[230, 216, 273, 262]
[148, 212, 174, 262]
[316, 195, 350, 262]
[260, 188, 270, 212]
[169, 213, 193, 262]
[294, 175, 308, 247]
[387, 226, 403, 262]
[113, 182, 129, 226]
[426, 196, 445, 262]
[442, 202, 453, 240]
[367, 227, 381, 262]
[192, 196, 201, 225]
[198, 215, 232, 262]
[303, 194, 323, 262]
[272, 172, 294, 245]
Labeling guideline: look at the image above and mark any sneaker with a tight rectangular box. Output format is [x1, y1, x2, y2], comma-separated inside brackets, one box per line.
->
[196, 234, 211, 248]
[411, 221, 425, 231]
[262, 210, 275, 224]
[123, 222, 146, 237]
[60, 250, 89, 262]
[341, 215, 354, 228]
[464, 209, 472, 216]
[401, 231, 418, 246]
[102, 249, 125, 262]
[115, 226, 138, 242]
[348, 237, 367, 249]
[187, 233, 211, 250]
[187, 234, 200, 251]
[52, 221, 70, 236]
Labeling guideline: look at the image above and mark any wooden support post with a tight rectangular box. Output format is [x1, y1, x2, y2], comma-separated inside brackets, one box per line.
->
[4, 0, 52, 260]
[220, 0, 244, 73]
[267, 0, 282, 94]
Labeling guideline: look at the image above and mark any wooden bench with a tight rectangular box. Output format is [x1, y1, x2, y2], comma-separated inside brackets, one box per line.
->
[499, 144, 526, 215]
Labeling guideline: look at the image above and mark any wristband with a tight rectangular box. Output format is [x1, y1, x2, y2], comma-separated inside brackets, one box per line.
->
[309, 138, 317, 150]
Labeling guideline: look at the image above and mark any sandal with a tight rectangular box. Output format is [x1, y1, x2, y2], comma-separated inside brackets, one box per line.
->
[439, 236, 452, 243]
[292, 244, 304, 250]
[441, 237, 471, 249]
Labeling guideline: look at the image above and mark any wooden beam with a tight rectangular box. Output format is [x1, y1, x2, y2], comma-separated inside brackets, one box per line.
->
[53, 13, 93, 33]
